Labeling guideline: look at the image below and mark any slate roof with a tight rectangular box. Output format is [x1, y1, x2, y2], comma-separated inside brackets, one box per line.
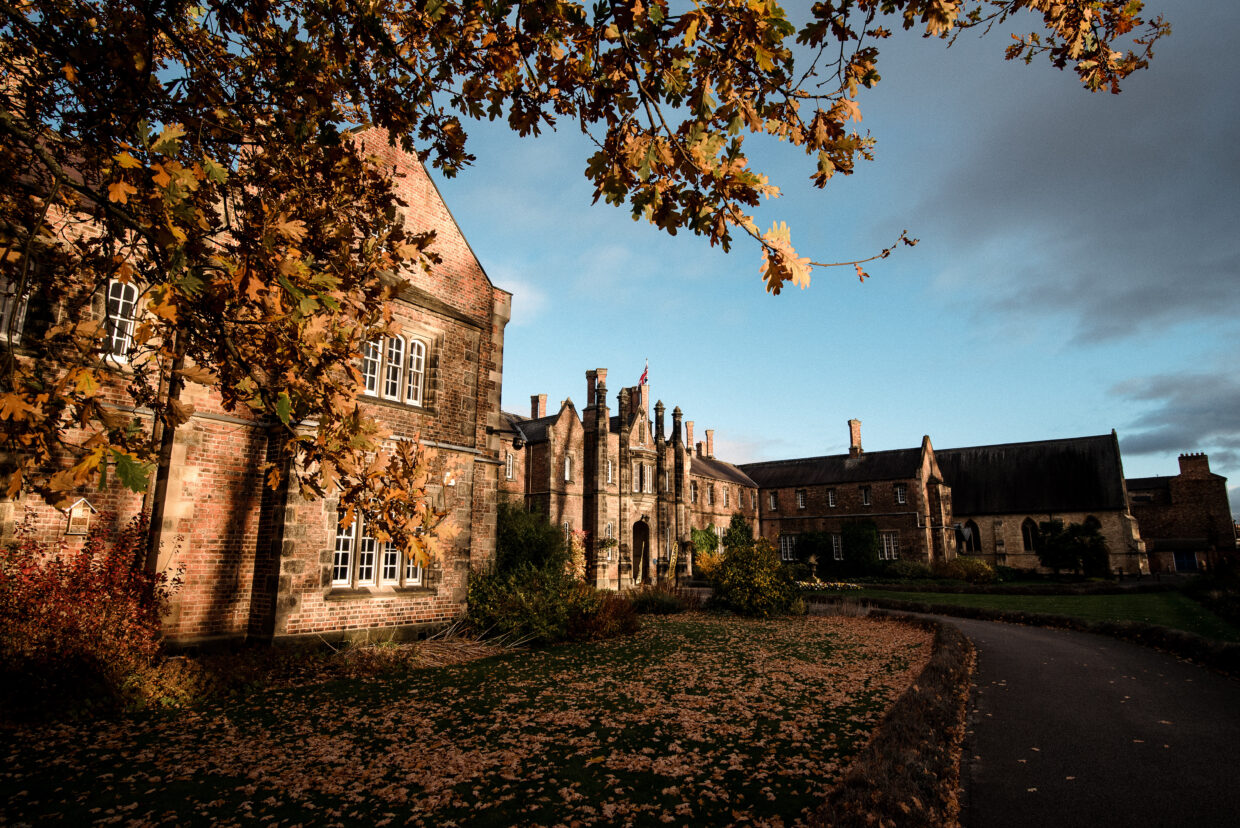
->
[740, 448, 924, 488]
[1126, 476, 1171, 492]
[935, 434, 1127, 516]
[690, 455, 758, 487]
[500, 411, 560, 444]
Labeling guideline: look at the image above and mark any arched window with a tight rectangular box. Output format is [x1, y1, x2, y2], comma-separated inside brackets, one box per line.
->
[1021, 518, 1039, 552]
[963, 520, 982, 553]
[564, 456, 572, 482]
[106, 279, 139, 357]
[383, 336, 405, 400]
[406, 338, 426, 405]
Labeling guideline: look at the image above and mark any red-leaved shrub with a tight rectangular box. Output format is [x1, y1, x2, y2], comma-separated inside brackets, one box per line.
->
[0, 512, 178, 709]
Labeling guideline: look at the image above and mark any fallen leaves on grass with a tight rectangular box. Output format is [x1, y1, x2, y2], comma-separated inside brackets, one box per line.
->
[1, 615, 930, 826]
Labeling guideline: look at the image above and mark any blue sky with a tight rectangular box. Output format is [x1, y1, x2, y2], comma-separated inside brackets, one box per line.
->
[430, 1, 1240, 517]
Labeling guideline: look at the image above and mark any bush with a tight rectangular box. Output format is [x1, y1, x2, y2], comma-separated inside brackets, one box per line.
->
[0, 513, 179, 712]
[467, 565, 637, 646]
[931, 556, 998, 584]
[495, 501, 567, 574]
[710, 538, 798, 618]
[884, 559, 933, 580]
[629, 582, 701, 615]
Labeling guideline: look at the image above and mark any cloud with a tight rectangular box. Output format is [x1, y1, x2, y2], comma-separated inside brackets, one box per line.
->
[494, 274, 549, 326]
[1113, 372, 1240, 456]
[891, 2, 1240, 343]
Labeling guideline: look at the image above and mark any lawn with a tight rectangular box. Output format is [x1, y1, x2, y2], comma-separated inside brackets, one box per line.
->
[849, 589, 1240, 642]
[1, 614, 931, 826]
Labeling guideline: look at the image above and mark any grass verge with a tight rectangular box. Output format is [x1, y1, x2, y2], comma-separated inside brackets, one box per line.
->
[850, 589, 1240, 642]
[812, 613, 975, 828]
[810, 594, 1240, 677]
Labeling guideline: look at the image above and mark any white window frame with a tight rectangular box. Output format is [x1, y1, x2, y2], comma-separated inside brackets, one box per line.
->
[779, 534, 798, 562]
[690, 480, 698, 503]
[768, 491, 777, 511]
[706, 485, 714, 506]
[606, 459, 613, 484]
[895, 483, 907, 505]
[751, 491, 756, 509]
[334, 510, 422, 589]
[505, 452, 514, 480]
[724, 489, 729, 508]
[831, 533, 843, 561]
[644, 463, 653, 493]
[361, 338, 382, 395]
[879, 531, 899, 561]
[0, 276, 28, 344]
[564, 456, 573, 482]
[382, 336, 405, 400]
[406, 337, 427, 406]
[861, 486, 871, 506]
[827, 488, 837, 508]
[563, 521, 570, 539]
[605, 522, 613, 539]
[796, 489, 806, 509]
[105, 279, 139, 358]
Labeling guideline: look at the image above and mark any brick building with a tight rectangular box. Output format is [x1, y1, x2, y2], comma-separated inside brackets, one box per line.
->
[741, 422, 955, 565]
[1127, 453, 1237, 573]
[1, 130, 512, 645]
[497, 369, 758, 589]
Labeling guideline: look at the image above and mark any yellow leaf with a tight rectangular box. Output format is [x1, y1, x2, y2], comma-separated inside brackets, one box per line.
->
[114, 151, 142, 169]
[273, 214, 307, 242]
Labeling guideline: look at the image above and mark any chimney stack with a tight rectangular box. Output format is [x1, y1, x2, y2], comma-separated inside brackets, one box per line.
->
[705, 429, 715, 459]
[696, 441, 704, 458]
[586, 370, 597, 407]
[848, 418, 863, 457]
[1178, 452, 1211, 477]
[531, 394, 547, 418]
[686, 420, 694, 452]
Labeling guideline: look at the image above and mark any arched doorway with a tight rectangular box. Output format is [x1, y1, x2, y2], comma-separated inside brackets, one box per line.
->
[632, 520, 650, 585]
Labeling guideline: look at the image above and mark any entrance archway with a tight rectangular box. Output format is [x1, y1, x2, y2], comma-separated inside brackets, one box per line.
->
[632, 520, 650, 584]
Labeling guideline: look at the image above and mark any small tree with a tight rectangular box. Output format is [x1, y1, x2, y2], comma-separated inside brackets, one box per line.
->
[1037, 520, 1110, 577]
[711, 538, 797, 618]
[495, 501, 567, 574]
[841, 520, 881, 575]
[722, 512, 754, 552]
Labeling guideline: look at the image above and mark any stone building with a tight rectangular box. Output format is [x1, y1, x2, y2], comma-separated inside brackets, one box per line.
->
[935, 432, 1145, 574]
[496, 369, 758, 589]
[1127, 453, 1236, 573]
[740, 421, 955, 565]
[1, 131, 512, 645]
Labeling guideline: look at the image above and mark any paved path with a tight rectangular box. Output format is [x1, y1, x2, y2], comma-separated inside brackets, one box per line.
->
[943, 617, 1240, 828]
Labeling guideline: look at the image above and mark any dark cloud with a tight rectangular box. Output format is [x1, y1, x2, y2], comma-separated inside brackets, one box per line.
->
[895, 1, 1240, 342]
[1113, 372, 1240, 456]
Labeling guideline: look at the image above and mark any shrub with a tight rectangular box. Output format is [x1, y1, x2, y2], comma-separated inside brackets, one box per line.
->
[0, 513, 179, 711]
[710, 538, 798, 618]
[629, 582, 701, 615]
[568, 590, 639, 640]
[884, 559, 933, 580]
[931, 556, 998, 584]
[495, 501, 567, 574]
[467, 565, 637, 646]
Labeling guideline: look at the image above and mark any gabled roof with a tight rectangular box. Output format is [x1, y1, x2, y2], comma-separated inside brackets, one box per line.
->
[740, 447, 924, 488]
[935, 434, 1127, 516]
[691, 455, 758, 487]
[501, 411, 559, 444]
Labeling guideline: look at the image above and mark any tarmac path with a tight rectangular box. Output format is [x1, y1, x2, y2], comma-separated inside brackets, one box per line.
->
[944, 617, 1240, 828]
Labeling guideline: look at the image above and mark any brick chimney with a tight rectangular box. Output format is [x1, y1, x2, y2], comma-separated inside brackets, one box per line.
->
[696, 441, 704, 458]
[848, 418, 863, 457]
[1178, 452, 1211, 477]
[531, 394, 547, 418]
[685, 420, 694, 452]
[585, 370, 596, 407]
[705, 429, 715, 459]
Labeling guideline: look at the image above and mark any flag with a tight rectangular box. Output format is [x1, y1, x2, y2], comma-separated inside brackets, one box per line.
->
[638, 359, 648, 387]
